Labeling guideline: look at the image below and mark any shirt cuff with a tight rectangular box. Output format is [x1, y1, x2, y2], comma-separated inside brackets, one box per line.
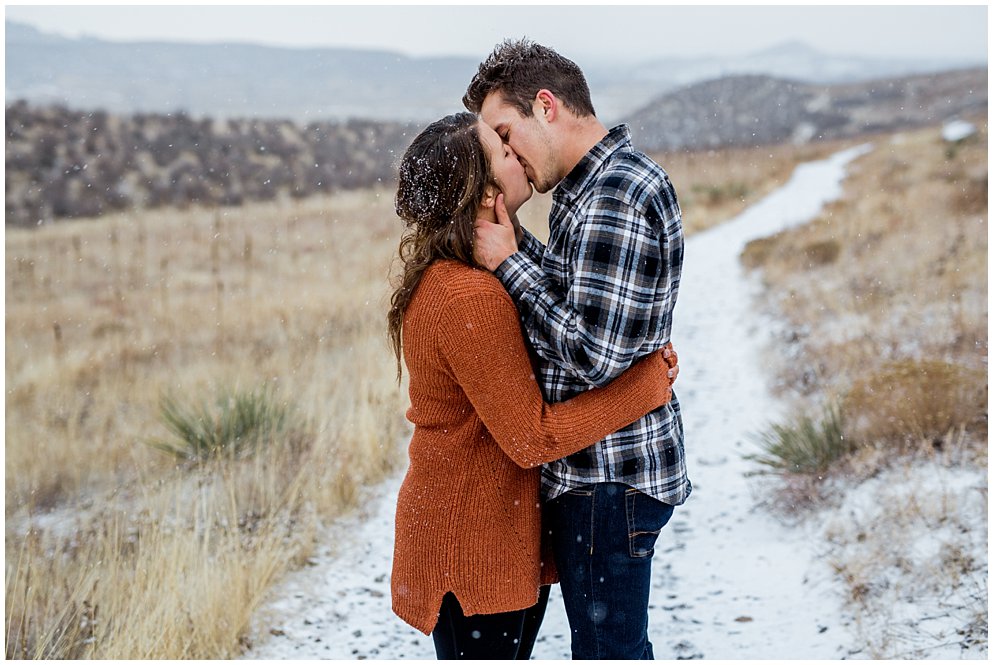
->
[494, 251, 546, 303]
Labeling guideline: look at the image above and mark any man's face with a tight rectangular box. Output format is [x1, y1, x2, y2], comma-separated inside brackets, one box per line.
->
[480, 92, 559, 194]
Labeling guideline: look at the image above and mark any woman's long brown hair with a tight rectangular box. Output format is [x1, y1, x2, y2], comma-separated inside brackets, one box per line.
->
[387, 112, 491, 381]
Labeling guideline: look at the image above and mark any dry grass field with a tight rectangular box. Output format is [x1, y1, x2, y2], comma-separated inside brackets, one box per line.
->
[6, 191, 410, 658]
[741, 117, 988, 656]
[5, 141, 807, 659]
[742, 116, 987, 461]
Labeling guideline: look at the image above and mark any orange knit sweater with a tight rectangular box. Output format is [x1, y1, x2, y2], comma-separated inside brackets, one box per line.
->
[391, 260, 672, 635]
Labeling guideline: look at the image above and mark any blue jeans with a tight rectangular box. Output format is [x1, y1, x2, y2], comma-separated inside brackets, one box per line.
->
[545, 483, 674, 660]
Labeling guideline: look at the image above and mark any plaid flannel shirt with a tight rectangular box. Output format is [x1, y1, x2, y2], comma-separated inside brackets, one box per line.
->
[494, 125, 691, 505]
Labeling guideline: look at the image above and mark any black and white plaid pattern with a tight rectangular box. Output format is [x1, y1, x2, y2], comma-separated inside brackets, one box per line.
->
[494, 125, 691, 505]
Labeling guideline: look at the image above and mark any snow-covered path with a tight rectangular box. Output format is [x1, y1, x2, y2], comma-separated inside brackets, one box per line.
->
[243, 145, 872, 660]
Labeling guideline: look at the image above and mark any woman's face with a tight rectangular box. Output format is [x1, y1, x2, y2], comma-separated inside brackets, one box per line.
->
[477, 120, 533, 215]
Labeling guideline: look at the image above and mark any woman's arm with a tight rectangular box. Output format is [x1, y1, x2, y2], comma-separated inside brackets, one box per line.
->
[439, 287, 672, 469]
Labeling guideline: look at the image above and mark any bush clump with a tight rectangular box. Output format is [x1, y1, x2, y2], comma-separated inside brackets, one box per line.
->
[802, 239, 841, 266]
[691, 181, 751, 205]
[741, 235, 782, 270]
[842, 359, 987, 446]
[747, 403, 854, 475]
[149, 385, 296, 462]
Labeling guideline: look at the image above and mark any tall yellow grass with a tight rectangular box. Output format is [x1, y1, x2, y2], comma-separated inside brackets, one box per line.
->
[6, 190, 408, 658]
[5, 140, 809, 658]
[743, 116, 988, 475]
[740, 119, 987, 656]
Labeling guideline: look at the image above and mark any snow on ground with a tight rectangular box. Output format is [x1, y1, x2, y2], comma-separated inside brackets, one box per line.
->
[242, 144, 909, 660]
[814, 461, 987, 659]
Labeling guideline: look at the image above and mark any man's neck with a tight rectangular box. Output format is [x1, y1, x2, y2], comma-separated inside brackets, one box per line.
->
[557, 117, 609, 181]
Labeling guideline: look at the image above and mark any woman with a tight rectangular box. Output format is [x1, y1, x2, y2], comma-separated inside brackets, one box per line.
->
[387, 112, 677, 659]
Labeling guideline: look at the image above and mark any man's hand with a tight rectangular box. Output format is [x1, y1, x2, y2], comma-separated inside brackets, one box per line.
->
[473, 193, 519, 271]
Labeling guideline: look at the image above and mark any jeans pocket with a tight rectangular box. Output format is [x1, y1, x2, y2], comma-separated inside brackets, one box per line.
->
[625, 489, 675, 558]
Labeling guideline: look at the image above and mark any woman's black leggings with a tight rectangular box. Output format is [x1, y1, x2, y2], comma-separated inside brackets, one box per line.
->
[432, 585, 550, 660]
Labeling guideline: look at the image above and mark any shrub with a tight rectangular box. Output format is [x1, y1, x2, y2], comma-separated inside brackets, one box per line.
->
[149, 385, 295, 462]
[741, 235, 782, 270]
[742, 235, 840, 271]
[951, 174, 988, 215]
[802, 239, 841, 266]
[842, 359, 987, 446]
[691, 181, 750, 205]
[746, 402, 853, 475]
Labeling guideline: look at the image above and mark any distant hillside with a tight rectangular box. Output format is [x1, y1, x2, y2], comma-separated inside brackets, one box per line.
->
[624, 68, 988, 152]
[613, 41, 982, 91]
[6, 66, 988, 227]
[6, 20, 984, 125]
[5, 21, 477, 123]
[5, 102, 415, 226]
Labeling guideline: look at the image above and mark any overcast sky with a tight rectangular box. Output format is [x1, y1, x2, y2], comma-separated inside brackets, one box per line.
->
[5, 4, 988, 64]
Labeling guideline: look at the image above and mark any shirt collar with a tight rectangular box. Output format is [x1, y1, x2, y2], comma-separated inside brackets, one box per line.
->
[554, 124, 632, 204]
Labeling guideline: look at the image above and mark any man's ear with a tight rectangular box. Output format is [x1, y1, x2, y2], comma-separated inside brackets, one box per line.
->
[533, 89, 558, 123]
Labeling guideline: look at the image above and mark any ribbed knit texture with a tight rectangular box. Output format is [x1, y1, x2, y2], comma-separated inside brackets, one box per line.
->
[391, 260, 671, 635]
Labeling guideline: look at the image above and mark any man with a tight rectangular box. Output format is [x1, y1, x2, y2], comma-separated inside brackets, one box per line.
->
[463, 39, 691, 660]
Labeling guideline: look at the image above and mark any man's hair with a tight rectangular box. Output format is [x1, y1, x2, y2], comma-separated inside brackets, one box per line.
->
[463, 38, 596, 118]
